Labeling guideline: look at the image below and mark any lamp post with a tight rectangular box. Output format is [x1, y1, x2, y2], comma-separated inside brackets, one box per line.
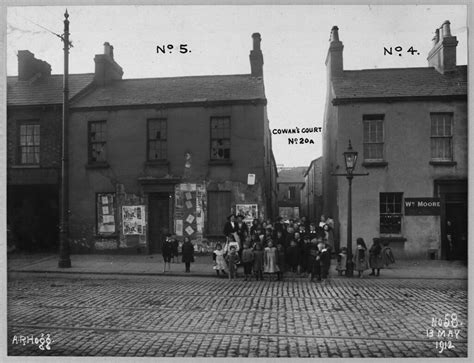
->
[58, 10, 72, 268]
[331, 140, 368, 277]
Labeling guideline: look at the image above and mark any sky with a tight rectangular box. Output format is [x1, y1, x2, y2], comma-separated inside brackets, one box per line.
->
[6, 5, 468, 168]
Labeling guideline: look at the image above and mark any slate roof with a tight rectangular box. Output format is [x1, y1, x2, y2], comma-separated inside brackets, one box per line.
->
[277, 167, 307, 184]
[72, 74, 266, 108]
[7, 73, 95, 106]
[332, 65, 467, 103]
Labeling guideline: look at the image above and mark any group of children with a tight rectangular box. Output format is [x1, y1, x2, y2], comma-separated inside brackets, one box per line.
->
[213, 235, 333, 282]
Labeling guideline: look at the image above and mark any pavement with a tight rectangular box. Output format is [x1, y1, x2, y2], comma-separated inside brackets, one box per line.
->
[7, 252, 468, 279]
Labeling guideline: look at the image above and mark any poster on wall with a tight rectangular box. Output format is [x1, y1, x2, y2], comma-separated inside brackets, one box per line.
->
[236, 204, 258, 220]
[97, 193, 116, 235]
[174, 183, 207, 239]
[122, 205, 146, 235]
[236, 204, 258, 228]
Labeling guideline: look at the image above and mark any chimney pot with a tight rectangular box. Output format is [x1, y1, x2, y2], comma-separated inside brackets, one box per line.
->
[326, 25, 344, 79]
[249, 32, 263, 77]
[432, 28, 440, 46]
[442, 20, 452, 37]
[427, 20, 458, 74]
[104, 42, 112, 56]
[252, 33, 261, 51]
[330, 26, 340, 42]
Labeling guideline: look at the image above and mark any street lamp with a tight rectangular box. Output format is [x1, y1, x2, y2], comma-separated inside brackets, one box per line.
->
[58, 10, 72, 268]
[331, 140, 368, 277]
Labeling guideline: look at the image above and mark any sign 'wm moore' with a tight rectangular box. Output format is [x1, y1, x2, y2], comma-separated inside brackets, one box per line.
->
[404, 198, 441, 216]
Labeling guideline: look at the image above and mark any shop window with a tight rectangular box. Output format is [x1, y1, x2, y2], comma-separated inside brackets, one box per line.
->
[88, 121, 107, 163]
[363, 115, 384, 161]
[147, 118, 167, 160]
[96, 193, 116, 236]
[380, 192, 402, 234]
[431, 113, 453, 161]
[18, 122, 40, 165]
[210, 117, 231, 160]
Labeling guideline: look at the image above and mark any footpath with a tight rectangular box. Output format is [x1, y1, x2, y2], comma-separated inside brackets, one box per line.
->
[7, 253, 468, 279]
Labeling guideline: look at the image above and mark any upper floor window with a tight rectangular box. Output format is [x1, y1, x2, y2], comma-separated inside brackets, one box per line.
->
[431, 113, 453, 161]
[88, 121, 107, 163]
[18, 122, 40, 165]
[363, 115, 384, 161]
[288, 186, 296, 200]
[210, 117, 230, 160]
[380, 192, 402, 234]
[147, 119, 167, 160]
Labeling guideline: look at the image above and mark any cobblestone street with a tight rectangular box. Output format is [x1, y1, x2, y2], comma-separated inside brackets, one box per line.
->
[7, 272, 468, 358]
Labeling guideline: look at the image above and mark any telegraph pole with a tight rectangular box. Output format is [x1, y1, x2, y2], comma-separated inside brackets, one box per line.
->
[58, 10, 72, 268]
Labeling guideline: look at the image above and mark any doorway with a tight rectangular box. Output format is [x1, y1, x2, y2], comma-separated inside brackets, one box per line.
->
[436, 179, 467, 260]
[148, 193, 171, 254]
[445, 202, 467, 260]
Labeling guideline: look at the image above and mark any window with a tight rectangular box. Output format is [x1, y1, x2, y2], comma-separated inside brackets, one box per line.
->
[363, 115, 384, 161]
[210, 117, 230, 160]
[88, 121, 107, 163]
[380, 193, 402, 234]
[18, 123, 40, 165]
[288, 186, 296, 200]
[147, 119, 167, 160]
[431, 113, 453, 161]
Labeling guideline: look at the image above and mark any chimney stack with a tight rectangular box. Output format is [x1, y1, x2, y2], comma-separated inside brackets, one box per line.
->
[325, 26, 344, 79]
[427, 20, 458, 74]
[249, 33, 264, 77]
[94, 42, 123, 86]
[17, 50, 52, 81]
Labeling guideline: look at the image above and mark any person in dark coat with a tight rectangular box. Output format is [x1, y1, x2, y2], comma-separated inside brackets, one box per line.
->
[301, 235, 311, 276]
[250, 219, 263, 238]
[235, 215, 248, 257]
[320, 243, 331, 279]
[253, 242, 264, 281]
[162, 234, 173, 273]
[285, 225, 295, 249]
[223, 214, 238, 237]
[286, 239, 300, 273]
[307, 223, 319, 242]
[276, 243, 286, 281]
[171, 235, 179, 263]
[307, 238, 321, 281]
[369, 239, 384, 276]
[353, 237, 369, 278]
[273, 217, 286, 239]
[274, 230, 286, 249]
[181, 237, 195, 273]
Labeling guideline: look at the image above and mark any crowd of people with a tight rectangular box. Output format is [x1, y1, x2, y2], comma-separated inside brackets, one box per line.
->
[161, 213, 394, 280]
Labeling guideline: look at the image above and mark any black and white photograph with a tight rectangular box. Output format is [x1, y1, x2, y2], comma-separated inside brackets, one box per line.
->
[3, 1, 471, 360]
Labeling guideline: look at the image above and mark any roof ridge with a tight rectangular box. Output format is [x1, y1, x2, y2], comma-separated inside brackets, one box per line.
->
[340, 65, 467, 73]
[8, 73, 95, 79]
[113, 74, 255, 82]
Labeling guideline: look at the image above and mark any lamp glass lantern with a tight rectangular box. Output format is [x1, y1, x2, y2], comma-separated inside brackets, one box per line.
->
[343, 141, 358, 175]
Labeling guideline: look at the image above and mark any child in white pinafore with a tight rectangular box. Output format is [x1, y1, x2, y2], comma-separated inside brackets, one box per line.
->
[213, 243, 227, 277]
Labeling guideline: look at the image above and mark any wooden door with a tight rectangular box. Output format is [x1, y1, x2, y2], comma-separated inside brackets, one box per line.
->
[207, 191, 231, 235]
[148, 193, 170, 254]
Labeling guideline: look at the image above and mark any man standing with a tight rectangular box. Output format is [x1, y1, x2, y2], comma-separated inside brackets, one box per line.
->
[223, 214, 237, 237]
[446, 220, 455, 260]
